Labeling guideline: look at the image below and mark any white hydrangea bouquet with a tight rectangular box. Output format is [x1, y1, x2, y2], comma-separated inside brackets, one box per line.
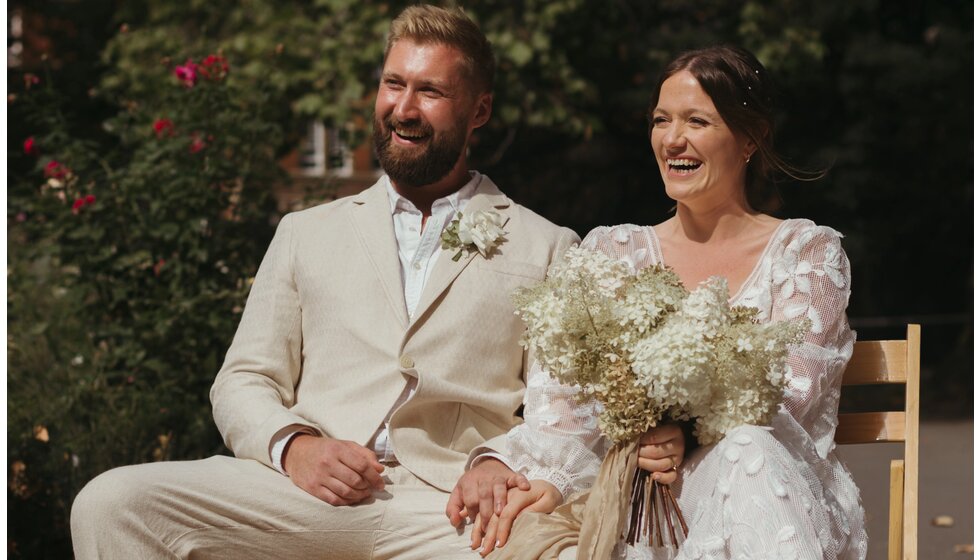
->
[512, 246, 807, 554]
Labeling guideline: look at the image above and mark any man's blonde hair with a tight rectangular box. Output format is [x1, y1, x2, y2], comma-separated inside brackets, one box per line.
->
[385, 5, 495, 94]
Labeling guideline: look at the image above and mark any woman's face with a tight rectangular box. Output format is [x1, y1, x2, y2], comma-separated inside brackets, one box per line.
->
[650, 70, 754, 209]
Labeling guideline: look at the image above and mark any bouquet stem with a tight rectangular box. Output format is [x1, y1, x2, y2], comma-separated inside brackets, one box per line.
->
[625, 467, 687, 549]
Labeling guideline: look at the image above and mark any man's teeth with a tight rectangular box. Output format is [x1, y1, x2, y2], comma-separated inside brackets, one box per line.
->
[667, 158, 702, 172]
[395, 129, 425, 139]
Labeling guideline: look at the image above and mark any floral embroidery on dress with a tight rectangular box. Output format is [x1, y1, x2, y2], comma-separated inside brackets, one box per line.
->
[504, 219, 866, 560]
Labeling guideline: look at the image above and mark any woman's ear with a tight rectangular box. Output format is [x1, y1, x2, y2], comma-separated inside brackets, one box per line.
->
[743, 139, 758, 163]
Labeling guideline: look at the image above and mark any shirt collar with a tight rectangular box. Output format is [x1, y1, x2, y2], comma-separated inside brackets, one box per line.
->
[384, 171, 482, 216]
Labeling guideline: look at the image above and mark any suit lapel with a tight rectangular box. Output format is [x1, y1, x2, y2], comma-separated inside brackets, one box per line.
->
[347, 179, 410, 328]
[408, 177, 512, 330]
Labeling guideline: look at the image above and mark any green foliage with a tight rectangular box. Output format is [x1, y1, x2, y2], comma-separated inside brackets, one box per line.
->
[8, 53, 281, 558]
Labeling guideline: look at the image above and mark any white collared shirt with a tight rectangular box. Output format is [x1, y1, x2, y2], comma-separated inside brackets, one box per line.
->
[271, 172, 482, 472]
[387, 174, 479, 318]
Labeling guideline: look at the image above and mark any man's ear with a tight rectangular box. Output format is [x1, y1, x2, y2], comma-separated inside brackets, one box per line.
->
[471, 92, 493, 129]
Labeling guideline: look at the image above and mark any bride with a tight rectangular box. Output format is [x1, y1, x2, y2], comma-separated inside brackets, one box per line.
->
[476, 46, 867, 560]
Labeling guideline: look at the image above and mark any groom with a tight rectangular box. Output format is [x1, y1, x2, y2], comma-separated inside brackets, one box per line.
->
[69, 5, 577, 559]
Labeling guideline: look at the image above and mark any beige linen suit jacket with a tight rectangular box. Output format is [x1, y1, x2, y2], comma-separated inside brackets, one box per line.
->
[210, 175, 578, 492]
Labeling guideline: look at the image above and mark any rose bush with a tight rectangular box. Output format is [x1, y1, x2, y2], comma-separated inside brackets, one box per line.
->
[8, 53, 283, 558]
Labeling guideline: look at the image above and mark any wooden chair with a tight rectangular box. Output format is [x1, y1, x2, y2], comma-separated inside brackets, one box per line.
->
[835, 324, 920, 560]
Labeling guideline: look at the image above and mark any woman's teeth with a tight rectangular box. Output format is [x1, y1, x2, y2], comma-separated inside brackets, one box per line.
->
[667, 158, 703, 174]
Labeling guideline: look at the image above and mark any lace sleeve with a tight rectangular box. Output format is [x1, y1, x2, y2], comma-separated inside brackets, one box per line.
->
[505, 360, 609, 499]
[503, 227, 625, 500]
[770, 225, 856, 454]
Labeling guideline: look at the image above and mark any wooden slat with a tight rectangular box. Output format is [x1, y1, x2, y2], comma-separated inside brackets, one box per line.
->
[835, 411, 907, 444]
[842, 340, 908, 385]
[902, 325, 921, 559]
[838, 325, 920, 559]
[888, 459, 905, 560]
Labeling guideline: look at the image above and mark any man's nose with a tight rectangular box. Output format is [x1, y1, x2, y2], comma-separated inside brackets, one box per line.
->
[393, 89, 420, 122]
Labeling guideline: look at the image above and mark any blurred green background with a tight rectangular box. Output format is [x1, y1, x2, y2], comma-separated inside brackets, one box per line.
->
[7, 0, 972, 557]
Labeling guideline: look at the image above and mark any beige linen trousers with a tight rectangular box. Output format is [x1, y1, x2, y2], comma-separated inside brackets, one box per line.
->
[70, 176, 578, 559]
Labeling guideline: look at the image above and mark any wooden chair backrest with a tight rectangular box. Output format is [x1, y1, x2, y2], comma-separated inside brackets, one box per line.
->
[836, 324, 920, 560]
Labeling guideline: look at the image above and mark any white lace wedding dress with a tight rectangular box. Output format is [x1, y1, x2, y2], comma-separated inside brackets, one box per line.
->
[504, 219, 868, 560]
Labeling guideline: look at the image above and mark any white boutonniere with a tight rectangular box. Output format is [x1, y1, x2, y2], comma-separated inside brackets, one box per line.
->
[441, 210, 507, 261]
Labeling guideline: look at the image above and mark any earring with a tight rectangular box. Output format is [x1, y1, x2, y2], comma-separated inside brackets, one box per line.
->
[745, 155, 751, 164]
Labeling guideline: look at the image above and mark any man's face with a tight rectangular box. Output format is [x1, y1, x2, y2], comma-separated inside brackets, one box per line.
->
[373, 40, 488, 188]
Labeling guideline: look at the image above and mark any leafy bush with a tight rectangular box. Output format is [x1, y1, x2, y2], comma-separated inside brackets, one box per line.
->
[8, 54, 282, 558]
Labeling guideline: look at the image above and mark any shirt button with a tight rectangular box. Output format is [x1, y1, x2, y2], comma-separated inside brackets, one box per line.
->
[413, 263, 422, 270]
[399, 355, 415, 369]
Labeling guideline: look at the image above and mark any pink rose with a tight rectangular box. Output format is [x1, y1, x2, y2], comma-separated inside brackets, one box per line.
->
[174, 60, 198, 88]
[189, 133, 208, 154]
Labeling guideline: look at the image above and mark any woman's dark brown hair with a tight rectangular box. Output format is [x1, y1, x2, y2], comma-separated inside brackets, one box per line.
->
[649, 46, 816, 212]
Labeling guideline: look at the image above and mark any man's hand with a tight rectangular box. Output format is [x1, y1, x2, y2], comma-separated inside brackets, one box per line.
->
[282, 434, 386, 506]
[446, 459, 530, 531]
[638, 424, 685, 485]
[470, 480, 562, 556]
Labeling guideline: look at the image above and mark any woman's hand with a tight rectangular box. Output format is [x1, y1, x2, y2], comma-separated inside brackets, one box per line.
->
[470, 480, 563, 556]
[638, 424, 685, 485]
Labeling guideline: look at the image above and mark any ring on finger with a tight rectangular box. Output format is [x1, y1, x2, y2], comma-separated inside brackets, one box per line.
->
[669, 457, 679, 471]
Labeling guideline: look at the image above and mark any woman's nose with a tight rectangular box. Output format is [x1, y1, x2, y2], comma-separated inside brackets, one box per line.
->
[663, 123, 686, 150]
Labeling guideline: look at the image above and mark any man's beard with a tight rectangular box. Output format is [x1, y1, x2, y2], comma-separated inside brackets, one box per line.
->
[373, 114, 468, 188]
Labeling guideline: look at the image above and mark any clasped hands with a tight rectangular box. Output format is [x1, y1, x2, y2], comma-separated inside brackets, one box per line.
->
[451, 424, 686, 557]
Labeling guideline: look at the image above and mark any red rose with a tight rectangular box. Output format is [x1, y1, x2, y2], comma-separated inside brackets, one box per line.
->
[153, 118, 175, 138]
[199, 54, 230, 81]
[84, 194, 96, 205]
[24, 137, 38, 156]
[174, 60, 198, 88]
[44, 160, 69, 179]
[71, 198, 86, 214]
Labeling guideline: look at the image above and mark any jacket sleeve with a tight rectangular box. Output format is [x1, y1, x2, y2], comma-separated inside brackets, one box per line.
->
[210, 213, 322, 467]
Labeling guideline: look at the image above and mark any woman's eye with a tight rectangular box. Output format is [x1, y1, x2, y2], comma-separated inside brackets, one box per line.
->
[690, 117, 708, 126]
[652, 116, 669, 126]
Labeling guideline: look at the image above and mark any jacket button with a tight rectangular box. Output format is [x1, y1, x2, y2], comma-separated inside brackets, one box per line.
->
[399, 355, 415, 369]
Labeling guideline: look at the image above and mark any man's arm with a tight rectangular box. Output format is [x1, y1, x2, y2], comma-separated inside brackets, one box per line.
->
[210, 214, 386, 506]
[447, 225, 579, 530]
[210, 213, 317, 466]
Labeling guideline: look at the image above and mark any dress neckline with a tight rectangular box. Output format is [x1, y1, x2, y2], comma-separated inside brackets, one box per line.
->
[645, 219, 793, 303]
